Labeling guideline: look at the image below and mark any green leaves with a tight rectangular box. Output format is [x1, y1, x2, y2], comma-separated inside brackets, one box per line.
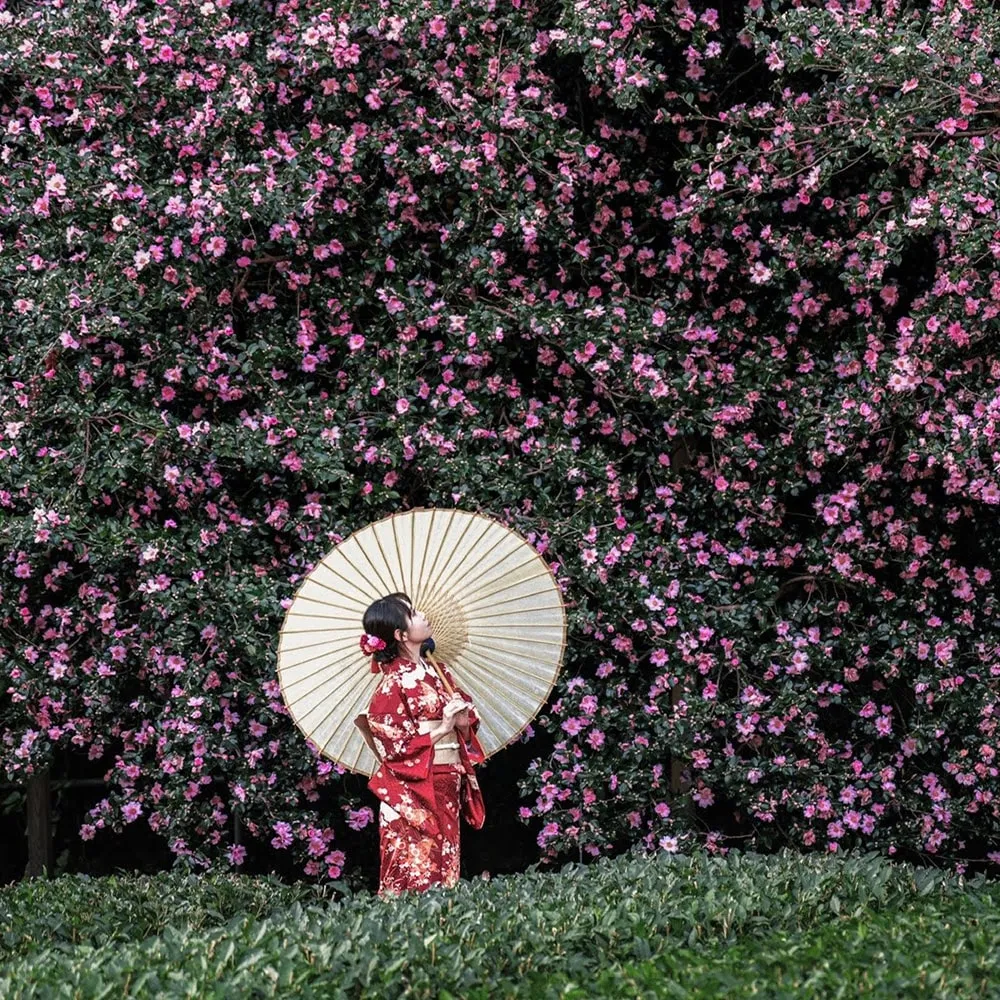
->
[0, 871, 319, 960]
[0, 852, 997, 999]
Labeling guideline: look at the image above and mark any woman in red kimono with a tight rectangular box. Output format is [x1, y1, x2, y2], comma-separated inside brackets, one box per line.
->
[360, 594, 485, 896]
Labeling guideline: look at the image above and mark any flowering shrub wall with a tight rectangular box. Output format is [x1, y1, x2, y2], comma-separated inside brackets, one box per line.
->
[1, 0, 997, 877]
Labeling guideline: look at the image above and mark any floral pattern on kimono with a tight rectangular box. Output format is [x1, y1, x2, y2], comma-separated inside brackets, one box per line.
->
[365, 655, 483, 894]
[378, 764, 463, 895]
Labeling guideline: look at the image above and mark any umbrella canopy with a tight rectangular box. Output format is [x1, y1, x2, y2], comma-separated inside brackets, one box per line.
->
[277, 508, 567, 775]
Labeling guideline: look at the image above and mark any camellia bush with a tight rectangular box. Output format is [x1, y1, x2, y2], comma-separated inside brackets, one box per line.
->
[0, 0, 998, 879]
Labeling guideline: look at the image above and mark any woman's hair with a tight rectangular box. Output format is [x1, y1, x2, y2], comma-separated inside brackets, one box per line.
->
[384, 592, 413, 613]
[362, 594, 412, 664]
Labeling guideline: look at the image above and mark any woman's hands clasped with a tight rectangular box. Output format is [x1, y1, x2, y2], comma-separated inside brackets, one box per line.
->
[441, 693, 473, 734]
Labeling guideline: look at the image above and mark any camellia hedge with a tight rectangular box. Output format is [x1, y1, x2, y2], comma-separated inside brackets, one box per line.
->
[1, 0, 998, 879]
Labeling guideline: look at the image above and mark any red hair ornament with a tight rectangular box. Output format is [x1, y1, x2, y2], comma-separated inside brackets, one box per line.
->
[360, 633, 387, 673]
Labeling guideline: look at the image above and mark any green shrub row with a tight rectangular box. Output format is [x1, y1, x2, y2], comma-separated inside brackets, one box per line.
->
[1, 852, 997, 998]
[0, 872, 323, 958]
[550, 894, 1000, 1000]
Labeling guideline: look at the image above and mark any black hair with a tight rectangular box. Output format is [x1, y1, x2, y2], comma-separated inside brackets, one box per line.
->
[384, 593, 436, 657]
[384, 592, 413, 612]
[362, 594, 412, 664]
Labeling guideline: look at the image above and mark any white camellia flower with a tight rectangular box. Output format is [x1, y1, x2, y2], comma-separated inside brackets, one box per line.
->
[398, 662, 427, 690]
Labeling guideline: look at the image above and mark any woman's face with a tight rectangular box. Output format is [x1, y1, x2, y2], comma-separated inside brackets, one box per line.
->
[401, 607, 432, 644]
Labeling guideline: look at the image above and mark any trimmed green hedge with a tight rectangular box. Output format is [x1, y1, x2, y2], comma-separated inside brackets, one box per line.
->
[0, 872, 323, 958]
[1, 852, 998, 998]
[555, 893, 1000, 1000]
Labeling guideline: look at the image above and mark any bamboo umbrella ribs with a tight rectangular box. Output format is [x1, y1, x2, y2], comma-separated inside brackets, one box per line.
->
[277, 508, 567, 775]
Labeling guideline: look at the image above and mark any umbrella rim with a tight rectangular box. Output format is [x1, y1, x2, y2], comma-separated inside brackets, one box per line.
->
[277, 507, 568, 775]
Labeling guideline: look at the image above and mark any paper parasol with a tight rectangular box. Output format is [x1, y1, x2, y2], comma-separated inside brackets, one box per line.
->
[276, 508, 567, 775]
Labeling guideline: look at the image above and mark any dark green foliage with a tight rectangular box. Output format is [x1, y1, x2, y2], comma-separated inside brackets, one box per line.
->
[0, 871, 323, 957]
[0, 852, 997, 998]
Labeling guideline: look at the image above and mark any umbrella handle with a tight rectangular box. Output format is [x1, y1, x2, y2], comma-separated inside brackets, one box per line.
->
[424, 652, 455, 696]
[425, 653, 486, 762]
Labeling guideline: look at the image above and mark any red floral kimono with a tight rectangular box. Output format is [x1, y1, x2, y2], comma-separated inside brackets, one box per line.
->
[364, 655, 485, 896]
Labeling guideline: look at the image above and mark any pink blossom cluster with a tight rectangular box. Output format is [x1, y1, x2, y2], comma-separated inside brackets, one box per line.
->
[0, 0, 998, 880]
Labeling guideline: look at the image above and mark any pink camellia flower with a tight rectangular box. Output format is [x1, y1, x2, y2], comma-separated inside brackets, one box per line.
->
[204, 236, 227, 258]
[692, 785, 714, 808]
[271, 822, 294, 849]
[936, 117, 968, 134]
[346, 807, 374, 831]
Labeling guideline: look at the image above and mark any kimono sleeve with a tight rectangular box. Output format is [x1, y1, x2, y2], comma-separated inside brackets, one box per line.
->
[366, 673, 434, 778]
[366, 673, 438, 833]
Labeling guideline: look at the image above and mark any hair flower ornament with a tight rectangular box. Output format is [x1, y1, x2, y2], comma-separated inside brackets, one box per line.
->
[360, 633, 387, 657]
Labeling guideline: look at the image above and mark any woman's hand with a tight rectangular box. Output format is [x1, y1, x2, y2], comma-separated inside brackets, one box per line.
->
[448, 694, 474, 734]
[440, 694, 471, 734]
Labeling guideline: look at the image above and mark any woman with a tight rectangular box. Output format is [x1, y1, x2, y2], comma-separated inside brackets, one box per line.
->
[359, 594, 485, 896]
